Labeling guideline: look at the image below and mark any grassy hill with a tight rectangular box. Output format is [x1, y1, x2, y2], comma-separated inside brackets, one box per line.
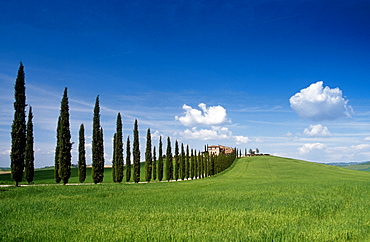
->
[1, 156, 370, 241]
[342, 161, 370, 172]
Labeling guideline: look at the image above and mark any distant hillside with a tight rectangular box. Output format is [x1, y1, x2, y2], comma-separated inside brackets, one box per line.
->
[324, 161, 367, 167]
[341, 161, 370, 172]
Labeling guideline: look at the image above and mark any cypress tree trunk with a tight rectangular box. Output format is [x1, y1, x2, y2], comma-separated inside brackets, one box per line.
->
[58, 88, 72, 185]
[133, 119, 140, 183]
[115, 113, 124, 183]
[145, 128, 152, 182]
[54, 117, 61, 183]
[25, 106, 34, 184]
[158, 136, 163, 181]
[92, 96, 104, 184]
[166, 137, 173, 181]
[11, 62, 26, 187]
[152, 146, 157, 181]
[78, 124, 86, 183]
[125, 136, 131, 182]
[174, 140, 179, 181]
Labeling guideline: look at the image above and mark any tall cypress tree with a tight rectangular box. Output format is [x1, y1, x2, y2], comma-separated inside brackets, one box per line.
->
[158, 136, 163, 181]
[11, 62, 26, 187]
[180, 143, 185, 180]
[145, 128, 152, 182]
[54, 117, 61, 183]
[186, 145, 190, 179]
[174, 140, 179, 181]
[58, 88, 72, 185]
[195, 150, 198, 179]
[190, 149, 194, 179]
[133, 119, 140, 183]
[152, 146, 157, 181]
[78, 124, 86, 183]
[125, 136, 131, 182]
[25, 106, 34, 184]
[92, 96, 104, 184]
[115, 113, 124, 183]
[166, 137, 173, 181]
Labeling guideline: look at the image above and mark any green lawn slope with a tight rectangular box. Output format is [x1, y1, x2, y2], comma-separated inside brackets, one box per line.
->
[1, 156, 370, 241]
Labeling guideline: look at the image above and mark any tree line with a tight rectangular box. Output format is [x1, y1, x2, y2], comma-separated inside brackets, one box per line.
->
[10, 63, 237, 186]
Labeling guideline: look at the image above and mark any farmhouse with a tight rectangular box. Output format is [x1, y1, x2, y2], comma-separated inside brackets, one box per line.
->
[208, 145, 234, 155]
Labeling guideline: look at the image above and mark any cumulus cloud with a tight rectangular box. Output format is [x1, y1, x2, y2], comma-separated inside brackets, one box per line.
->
[175, 103, 229, 126]
[298, 143, 327, 154]
[181, 126, 249, 144]
[235, 135, 250, 144]
[289, 81, 352, 121]
[303, 124, 331, 137]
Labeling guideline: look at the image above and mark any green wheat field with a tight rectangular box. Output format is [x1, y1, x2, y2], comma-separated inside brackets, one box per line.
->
[1, 156, 370, 241]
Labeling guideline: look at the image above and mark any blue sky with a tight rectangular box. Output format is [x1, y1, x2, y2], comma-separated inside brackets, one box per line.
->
[1, 0, 370, 167]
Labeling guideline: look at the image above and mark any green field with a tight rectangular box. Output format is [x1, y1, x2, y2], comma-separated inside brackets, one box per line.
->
[1, 156, 370, 241]
[0, 162, 147, 185]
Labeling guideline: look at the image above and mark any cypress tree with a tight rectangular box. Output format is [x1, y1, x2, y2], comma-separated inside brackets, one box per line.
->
[115, 113, 124, 183]
[152, 146, 157, 181]
[190, 149, 194, 179]
[54, 116, 61, 183]
[92, 96, 104, 184]
[11, 62, 26, 187]
[58, 88, 72, 185]
[174, 140, 179, 181]
[205, 152, 209, 177]
[145, 128, 152, 182]
[133, 119, 140, 183]
[195, 150, 198, 179]
[158, 136, 163, 181]
[199, 151, 203, 179]
[125, 136, 131, 182]
[186, 145, 190, 179]
[166, 137, 173, 181]
[78, 124, 86, 183]
[180, 143, 185, 180]
[25, 106, 34, 184]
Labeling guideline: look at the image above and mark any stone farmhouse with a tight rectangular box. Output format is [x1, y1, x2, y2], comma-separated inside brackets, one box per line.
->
[207, 145, 234, 156]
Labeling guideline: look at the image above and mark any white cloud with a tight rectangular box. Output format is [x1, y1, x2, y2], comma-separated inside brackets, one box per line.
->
[298, 143, 327, 154]
[289, 81, 352, 121]
[364, 137, 370, 141]
[303, 124, 331, 137]
[235, 135, 250, 144]
[175, 103, 229, 126]
[181, 126, 249, 144]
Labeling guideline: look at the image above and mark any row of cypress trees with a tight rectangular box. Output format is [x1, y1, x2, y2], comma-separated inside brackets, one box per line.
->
[10, 63, 34, 186]
[98, 115, 238, 183]
[10, 63, 237, 186]
[54, 89, 105, 184]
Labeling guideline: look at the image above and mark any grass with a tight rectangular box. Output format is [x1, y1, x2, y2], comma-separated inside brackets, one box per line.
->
[1, 156, 370, 241]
